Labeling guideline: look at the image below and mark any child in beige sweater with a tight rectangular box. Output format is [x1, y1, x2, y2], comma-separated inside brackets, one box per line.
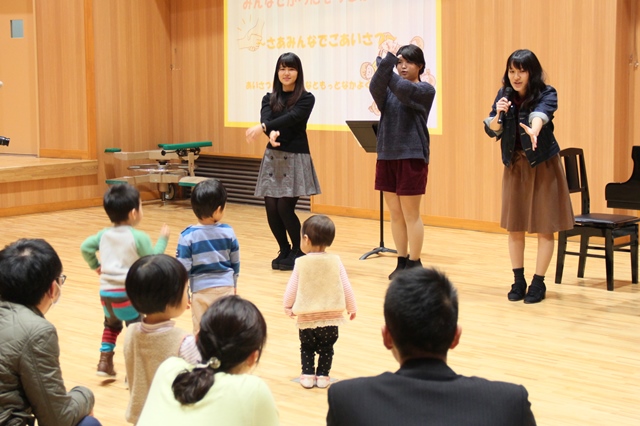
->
[123, 254, 200, 424]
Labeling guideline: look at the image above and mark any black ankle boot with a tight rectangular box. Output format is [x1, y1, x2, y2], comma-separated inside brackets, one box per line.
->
[279, 248, 304, 271]
[524, 275, 546, 304]
[271, 246, 291, 270]
[507, 282, 527, 301]
[389, 256, 409, 280]
[507, 268, 527, 301]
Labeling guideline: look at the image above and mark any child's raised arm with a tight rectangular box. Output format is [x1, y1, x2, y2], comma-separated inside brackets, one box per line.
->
[160, 223, 170, 239]
[132, 228, 169, 256]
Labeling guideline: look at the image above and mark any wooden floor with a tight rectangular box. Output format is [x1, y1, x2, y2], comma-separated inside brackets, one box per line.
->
[1, 201, 638, 425]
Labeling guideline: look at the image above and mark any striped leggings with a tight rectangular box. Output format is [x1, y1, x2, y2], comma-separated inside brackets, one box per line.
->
[99, 291, 140, 352]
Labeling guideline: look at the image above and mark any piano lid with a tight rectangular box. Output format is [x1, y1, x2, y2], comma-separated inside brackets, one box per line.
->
[605, 146, 640, 210]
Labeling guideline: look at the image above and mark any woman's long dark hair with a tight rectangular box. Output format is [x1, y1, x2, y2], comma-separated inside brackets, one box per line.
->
[171, 296, 267, 405]
[501, 49, 546, 111]
[270, 52, 306, 113]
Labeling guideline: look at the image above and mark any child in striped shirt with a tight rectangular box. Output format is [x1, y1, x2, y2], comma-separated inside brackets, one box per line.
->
[176, 179, 240, 334]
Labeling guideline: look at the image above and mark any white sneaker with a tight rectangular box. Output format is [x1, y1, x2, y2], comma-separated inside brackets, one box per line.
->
[316, 375, 331, 388]
[299, 374, 315, 389]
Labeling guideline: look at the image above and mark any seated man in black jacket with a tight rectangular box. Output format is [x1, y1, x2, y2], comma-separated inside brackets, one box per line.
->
[327, 267, 536, 426]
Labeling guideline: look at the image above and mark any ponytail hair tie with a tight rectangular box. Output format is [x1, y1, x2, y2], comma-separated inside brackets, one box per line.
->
[196, 357, 221, 370]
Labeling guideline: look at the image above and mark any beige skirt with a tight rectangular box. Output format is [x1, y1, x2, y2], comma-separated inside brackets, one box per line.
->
[501, 151, 574, 234]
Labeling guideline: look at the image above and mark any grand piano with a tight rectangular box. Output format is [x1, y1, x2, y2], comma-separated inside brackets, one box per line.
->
[605, 146, 640, 210]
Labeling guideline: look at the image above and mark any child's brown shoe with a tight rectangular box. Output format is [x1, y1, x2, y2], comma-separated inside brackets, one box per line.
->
[97, 351, 117, 377]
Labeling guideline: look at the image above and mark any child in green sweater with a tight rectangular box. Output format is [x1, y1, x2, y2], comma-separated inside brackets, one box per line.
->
[81, 184, 169, 378]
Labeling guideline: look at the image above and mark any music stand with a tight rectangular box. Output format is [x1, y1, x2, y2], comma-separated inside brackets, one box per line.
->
[346, 120, 397, 260]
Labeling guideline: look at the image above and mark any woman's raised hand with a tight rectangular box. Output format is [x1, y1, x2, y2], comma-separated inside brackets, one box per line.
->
[496, 96, 511, 115]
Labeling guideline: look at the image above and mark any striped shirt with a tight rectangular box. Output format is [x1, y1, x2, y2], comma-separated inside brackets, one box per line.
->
[176, 223, 239, 293]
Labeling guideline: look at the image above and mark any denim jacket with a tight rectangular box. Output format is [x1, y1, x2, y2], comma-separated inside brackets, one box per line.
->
[483, 85, 560, 167]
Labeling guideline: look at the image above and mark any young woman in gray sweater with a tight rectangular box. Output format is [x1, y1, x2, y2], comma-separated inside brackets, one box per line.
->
[369, 44, 436, 279]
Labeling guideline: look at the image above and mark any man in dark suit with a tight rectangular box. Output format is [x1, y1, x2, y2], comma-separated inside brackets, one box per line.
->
[326, 267, 536, 426]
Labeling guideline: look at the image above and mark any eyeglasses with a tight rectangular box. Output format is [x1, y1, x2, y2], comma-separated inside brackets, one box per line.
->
[57, 274, 67, 286]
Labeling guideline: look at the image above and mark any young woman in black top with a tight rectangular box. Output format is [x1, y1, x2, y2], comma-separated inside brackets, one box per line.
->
[246, 52, 320, 271]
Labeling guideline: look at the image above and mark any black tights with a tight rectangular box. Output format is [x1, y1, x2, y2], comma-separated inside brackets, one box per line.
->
[264, 196, 301, 250]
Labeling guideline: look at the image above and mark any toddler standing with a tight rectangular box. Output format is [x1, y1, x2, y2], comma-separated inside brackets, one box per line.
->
[81, 184, 169, 377]
[283, 215, 357, 389]
[176, 179, 240, 334]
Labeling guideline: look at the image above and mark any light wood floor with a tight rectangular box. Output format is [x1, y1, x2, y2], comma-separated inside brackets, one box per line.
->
[1, 201, 638, 425]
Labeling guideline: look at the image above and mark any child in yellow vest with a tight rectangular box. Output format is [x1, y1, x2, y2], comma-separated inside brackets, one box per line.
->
[283, 215, 357, 389]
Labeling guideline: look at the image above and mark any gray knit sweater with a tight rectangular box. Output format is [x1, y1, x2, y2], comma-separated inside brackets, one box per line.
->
[369, 52, 436, 162]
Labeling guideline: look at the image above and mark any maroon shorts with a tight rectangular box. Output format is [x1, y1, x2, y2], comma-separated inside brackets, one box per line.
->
[375, 159, 429, 196]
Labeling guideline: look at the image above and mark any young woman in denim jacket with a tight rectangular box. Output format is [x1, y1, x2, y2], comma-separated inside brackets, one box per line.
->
[484, 49, 573, 304]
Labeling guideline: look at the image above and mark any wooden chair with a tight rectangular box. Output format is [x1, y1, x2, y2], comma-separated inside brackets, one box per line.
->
[555, 147, 640, 290]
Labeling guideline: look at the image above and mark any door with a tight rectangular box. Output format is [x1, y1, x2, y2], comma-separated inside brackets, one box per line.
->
[0, 0, 38, 155]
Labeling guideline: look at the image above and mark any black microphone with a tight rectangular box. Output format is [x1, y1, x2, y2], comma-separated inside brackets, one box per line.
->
[497, 87, 513, 125]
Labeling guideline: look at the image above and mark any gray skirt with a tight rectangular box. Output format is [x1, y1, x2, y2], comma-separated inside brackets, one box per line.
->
[501, 151, 574, 234]
[254, 148, 322, 198]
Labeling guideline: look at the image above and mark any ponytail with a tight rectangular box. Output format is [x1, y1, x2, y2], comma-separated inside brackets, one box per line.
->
[171, 357, 221, 405]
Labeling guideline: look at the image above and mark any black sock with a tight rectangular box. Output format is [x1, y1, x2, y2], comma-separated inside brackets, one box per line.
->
[531, 274, 545, 287]
[513, 268, 526, 285]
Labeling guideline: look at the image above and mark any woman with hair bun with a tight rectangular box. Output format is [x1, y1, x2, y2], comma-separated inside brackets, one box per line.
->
[137, 296, 278, 425]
